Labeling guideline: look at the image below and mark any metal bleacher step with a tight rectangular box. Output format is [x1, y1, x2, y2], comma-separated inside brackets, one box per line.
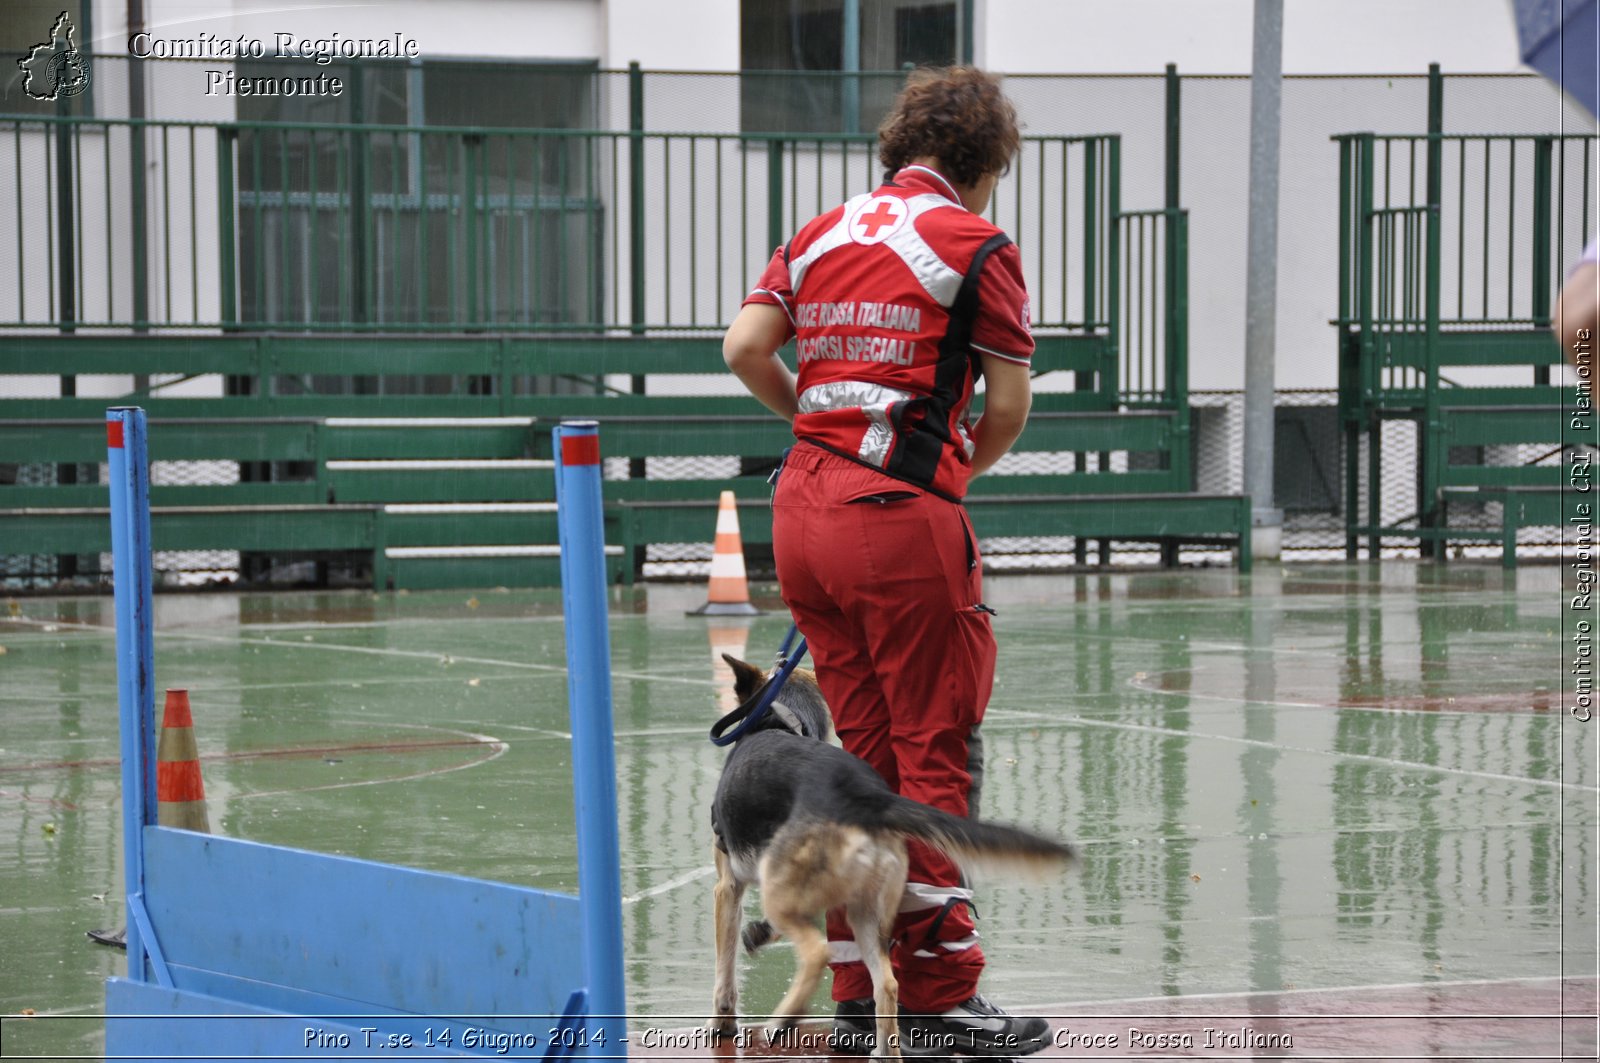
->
[384, 545, 624, 559]
[379, 502, 564, 548]
[321, 416, 537, 460]
[1441, 404, 1575, 447]
[380, 543, 626, 591]
[324, 458, 557, 503]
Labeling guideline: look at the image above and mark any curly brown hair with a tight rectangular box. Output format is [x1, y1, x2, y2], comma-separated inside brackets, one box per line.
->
[877, 66, 1020, 188]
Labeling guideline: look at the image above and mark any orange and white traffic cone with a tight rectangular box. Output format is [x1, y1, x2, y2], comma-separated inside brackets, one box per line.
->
[156, 689, 210, 833]
[689, 491, 761, 616]
[89, 688, 209, 949]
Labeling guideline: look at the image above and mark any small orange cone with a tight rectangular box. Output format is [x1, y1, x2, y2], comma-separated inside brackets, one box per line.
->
[156, 689, 210, 833]
[689, 491, 761, 616]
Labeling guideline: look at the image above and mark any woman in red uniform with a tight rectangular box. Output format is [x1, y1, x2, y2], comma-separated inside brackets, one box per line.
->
[722, 67, 1046, 1055]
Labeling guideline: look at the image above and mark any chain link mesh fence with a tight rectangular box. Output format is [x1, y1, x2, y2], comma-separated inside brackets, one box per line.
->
[629, 389, 1568, 581]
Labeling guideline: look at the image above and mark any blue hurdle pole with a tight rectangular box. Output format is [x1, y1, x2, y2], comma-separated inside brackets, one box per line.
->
[553, 420, 628, 1057]
[106, 407, 158, 984]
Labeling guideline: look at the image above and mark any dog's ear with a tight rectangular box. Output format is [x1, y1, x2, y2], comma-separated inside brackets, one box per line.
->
[721, 654, 768, 702]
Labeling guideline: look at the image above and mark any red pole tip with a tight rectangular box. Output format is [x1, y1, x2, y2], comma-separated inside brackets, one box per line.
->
[561, 434, 601, 467]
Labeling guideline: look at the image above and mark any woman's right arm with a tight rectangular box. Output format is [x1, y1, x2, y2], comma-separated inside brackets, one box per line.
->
[723, 303, 799, 424]
[969, 353, 1032, 478]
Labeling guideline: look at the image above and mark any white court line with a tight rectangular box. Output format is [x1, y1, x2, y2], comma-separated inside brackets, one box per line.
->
[1118, 669, 1557, 718]
[0, 1001, 103, 1019]
[1034, 625, 1538, 667]
[622, 866, 714, 905]
[614, 726, 718, 739]
[2, 616, 718, 688]
[235, 615, 579, 632]
[189, 673, 569, 696]
[448, 719, 571, 739]
[0, 673, 574, 706]
[991, 707, 1599, 793]
[233, 724, 509, 800]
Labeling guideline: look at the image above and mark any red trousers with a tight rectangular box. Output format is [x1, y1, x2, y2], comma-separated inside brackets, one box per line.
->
[772, 442, 995, 1012]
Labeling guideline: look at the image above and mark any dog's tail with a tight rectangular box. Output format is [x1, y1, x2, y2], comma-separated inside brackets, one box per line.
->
[879, 796, 1075, 877]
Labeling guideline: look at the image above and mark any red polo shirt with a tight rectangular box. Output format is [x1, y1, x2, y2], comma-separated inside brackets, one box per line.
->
[744, 165, 1034, 501]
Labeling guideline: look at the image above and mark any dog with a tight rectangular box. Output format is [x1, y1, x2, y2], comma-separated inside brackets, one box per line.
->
[707, 654, 1075, 1058]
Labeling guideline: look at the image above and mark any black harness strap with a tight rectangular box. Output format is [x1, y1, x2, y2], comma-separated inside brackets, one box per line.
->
[885, 232, 1014, 488]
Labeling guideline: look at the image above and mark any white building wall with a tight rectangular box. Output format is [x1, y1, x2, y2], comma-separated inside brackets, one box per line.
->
[979, 0, 1524, 76]
[603, 0, 740, 70]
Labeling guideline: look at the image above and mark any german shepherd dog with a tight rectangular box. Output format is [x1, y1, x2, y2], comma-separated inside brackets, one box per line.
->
[708, 655, 1074, 1058]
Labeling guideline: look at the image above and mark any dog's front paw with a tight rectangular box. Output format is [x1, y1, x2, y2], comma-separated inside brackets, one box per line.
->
[706, 1016, 737, 1040]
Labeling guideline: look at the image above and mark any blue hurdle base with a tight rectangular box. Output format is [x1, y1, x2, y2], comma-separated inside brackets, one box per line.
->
[104, 411, 626, 1061]
[104, 827, 590, 1060]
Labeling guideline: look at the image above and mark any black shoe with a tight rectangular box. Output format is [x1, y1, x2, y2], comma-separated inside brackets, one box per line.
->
[829, 999, 949, 1058]
[899, 995, 1050, 1057]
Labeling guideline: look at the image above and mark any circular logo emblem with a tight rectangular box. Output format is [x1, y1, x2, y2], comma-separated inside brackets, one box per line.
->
[48, 49, 91, 98]
[848, 196, 906, 246]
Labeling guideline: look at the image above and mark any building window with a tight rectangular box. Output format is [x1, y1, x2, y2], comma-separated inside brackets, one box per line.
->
[741, 0, 963, 134]
[234, 60, 602, 333]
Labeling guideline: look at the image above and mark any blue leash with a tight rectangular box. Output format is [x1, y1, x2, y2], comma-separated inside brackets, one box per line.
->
[708, 624, 809, 746]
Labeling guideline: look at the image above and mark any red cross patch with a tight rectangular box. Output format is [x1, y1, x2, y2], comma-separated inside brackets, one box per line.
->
[849, 196, 906, 245]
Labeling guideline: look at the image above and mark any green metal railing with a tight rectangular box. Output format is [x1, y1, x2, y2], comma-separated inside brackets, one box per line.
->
[1334, 128, 1595, 418]
[1334, 119, 1594, 557]
[1336, 132, 1597, 343]
[1117, 208, 1187, 409]
[2, 112, 1121, 338]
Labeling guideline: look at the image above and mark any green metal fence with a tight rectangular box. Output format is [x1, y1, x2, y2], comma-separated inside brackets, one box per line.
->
[2, 113, 1123, 338]
[1, 92, 1236, 587]
[1334, 121, 1593, 558]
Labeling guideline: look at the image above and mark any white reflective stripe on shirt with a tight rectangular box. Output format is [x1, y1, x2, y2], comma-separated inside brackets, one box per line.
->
[788, 194, 872, 297]
[750, 287, 797, 327]
[971, 341, 1030, 366]
[798, 380, 915, 468]
[881, 193, 966, 306]
[788, 192, 964, 305]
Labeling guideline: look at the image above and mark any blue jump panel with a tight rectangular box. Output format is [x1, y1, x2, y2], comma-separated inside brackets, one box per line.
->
[104, 411, 626, 1060]
[104, 828, 589, 1059]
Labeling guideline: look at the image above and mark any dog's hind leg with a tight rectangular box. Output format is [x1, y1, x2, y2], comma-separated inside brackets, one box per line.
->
[760, 908, 829, 1045]
[708, 847, 745, 1038]
[845, 844, 909, 1059]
